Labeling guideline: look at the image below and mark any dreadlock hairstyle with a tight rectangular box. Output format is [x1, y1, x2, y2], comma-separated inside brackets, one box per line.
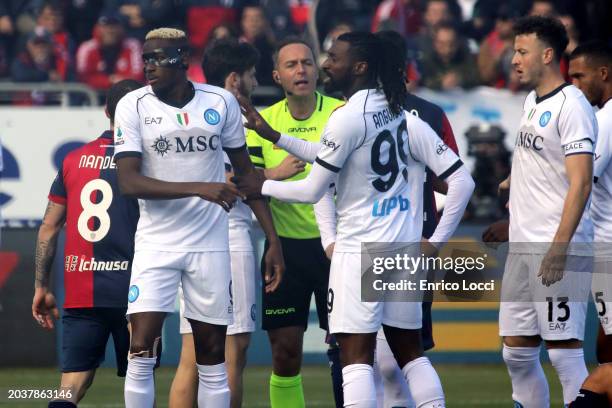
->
[336, 31, 407, 115]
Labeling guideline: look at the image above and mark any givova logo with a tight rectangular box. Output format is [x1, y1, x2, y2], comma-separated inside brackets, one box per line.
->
[372, 194, 410, 217]
[265, 307, 295, 315]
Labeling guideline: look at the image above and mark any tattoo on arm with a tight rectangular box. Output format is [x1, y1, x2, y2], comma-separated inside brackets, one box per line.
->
[35, 202, 64, 288]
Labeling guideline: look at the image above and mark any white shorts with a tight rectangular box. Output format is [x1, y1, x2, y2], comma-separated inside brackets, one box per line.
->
[327, 252, 422, 334]
[592, 257, 612, 335]
[499, 252, 592, 341]
[127, 250, 232, 326]
[180, 250, 256, 335]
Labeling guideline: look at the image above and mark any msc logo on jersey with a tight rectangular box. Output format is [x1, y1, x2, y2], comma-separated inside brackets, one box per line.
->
[516, 131, 544, 151]
[151, 135, 172, 156]
[175, 135, 220, 153]
[128, 285, 139, 303]
[539, 111, 552, 127]
[204, 109, 221, 125]
[372, 194, 410, 217]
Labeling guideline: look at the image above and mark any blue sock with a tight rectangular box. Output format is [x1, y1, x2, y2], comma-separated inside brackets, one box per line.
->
[327, 344, 344, 408]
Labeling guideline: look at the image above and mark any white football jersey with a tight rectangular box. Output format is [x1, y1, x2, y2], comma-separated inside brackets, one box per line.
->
[315, 89, 462, 253]
[114, 82, 245, 252]
[591, 99, 612, 243]
[509, 84, 597, 251]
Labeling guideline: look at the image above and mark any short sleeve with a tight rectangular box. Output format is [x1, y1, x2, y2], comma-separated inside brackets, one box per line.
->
[48, 168, 67, 205]
[246, 128, 265, 168]
[407, 113, 462, 179]
[113, 95, 143, 160]
[594, 113, 612, 180]
[314, 109, 361, 173]
[221, 94, 246, 151]
[559, 94, 597, 155]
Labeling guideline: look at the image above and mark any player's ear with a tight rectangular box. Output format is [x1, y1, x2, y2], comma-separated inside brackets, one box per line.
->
[225, 72, 239, 92]
[272, 69, 281, 85]
[600, 66, 609, 82]
[542, 47, 554, 65]
[353, 61, 368, 76]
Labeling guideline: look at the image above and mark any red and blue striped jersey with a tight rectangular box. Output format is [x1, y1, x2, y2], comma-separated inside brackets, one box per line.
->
[49, 130, 139, 308]
[404, 94, 459, 239]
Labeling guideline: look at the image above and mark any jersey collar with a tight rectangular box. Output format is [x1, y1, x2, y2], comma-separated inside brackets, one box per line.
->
[535, 82, 570, 104]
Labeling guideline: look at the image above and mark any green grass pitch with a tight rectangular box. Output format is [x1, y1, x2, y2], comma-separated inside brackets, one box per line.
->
[0, 364, 566, 407]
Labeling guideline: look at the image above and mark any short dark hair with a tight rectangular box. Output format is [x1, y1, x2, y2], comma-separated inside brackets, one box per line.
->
[106, 79, 142, 121]
[569, 40, 612, 67]
[202, 39, 260, 87]
[513, 16, 568, 62]
[272, 37, 315, 67]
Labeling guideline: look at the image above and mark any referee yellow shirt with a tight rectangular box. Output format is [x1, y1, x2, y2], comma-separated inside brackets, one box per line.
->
[247, 92, 343, 239]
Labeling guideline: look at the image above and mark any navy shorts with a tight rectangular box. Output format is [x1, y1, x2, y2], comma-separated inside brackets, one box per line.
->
[62, 308, 129, 376]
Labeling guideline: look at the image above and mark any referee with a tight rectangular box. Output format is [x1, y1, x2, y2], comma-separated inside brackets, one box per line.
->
[246, 38, 344, 408]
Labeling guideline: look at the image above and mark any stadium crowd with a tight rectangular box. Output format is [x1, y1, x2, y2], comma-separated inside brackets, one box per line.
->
[0, 0, 610, 105]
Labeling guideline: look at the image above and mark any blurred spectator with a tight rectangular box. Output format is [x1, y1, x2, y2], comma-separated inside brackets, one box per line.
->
[240, 5, 275, 86]
[529, 0, 556, 17]
[35, 1, 75, 84]
[185, 1, 237, 53]
[139, 0, 185, 31]
[76, 12, 143, 91]
[104, 1, 147, 40]
[0, 40, 9, 79]
[319, 20, 352, 65]
[65, 0, 105, 44]
[477, 5, 519, 89]
[2, 0, 39, 36]
[559, 13, 579, 54]
[188, 22, 239, 83]
[258, 0, 296, 38]
[421, 22, 480, 90]
[414, 0, 454, 53]
[371, 0, 423, 36]
[459, 0, 500, 43]
[11, 27, 69, 82]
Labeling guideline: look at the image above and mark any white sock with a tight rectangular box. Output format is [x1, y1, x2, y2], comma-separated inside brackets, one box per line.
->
[401, 357, 445, 408]
[197, 362, 230, 408]
[375, 336, 414, 408]
[548, 348, 588, 405]
[502, 345, 549, 407]
[124, 356, 157, 408]
[342, 364, 377, 408]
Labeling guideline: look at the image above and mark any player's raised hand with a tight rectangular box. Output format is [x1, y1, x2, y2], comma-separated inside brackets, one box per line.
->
[196, 182, 242, 212]
[269, 155, 306, 181]
[263, 241, 285, 293]
[236, 94, 280, 143]
[231, 170, 266, 199]
[32, 287, 59, 330]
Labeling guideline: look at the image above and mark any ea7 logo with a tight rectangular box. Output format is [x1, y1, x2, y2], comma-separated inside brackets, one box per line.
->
[321, 137, 341, 152]
[145, 117, 162, 125]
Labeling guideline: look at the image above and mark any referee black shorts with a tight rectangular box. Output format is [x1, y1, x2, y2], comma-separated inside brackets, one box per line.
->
[261, 237, 330, 331]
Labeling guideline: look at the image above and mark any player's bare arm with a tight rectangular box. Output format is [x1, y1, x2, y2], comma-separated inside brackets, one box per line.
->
[539, 153, 593, 286]
[32, 200, 65, 329]
[226, 147, 285, 292]
[116, 156, 241, 212]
